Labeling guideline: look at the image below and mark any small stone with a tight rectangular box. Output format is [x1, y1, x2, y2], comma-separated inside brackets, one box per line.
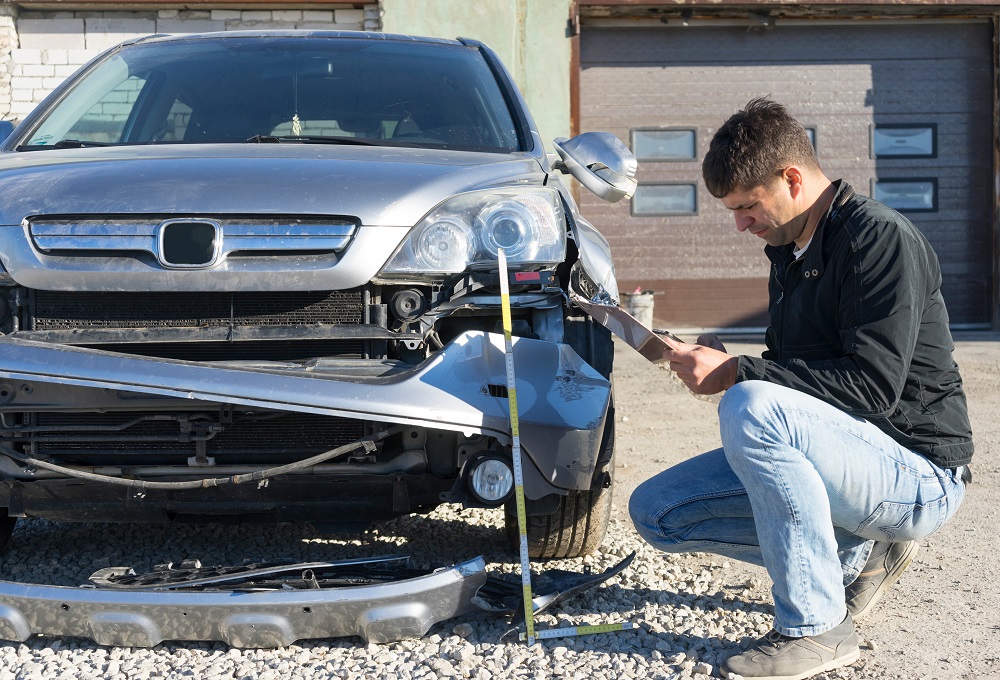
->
[693, 661, 713, 675]
[453, 645, 475, 662]
[452, 623, 474, 639]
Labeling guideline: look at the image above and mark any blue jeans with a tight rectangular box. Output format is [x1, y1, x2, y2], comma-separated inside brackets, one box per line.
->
[629, 380, 966, 637]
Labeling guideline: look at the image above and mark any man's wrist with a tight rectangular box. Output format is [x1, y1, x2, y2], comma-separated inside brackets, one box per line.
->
[722, 355, 739, 390]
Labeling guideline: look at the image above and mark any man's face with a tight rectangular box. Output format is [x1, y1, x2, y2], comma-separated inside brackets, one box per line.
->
[721, 177, 807, 248]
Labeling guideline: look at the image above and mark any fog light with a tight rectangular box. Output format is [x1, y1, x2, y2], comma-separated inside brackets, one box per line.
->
[467, 456, 514, 504]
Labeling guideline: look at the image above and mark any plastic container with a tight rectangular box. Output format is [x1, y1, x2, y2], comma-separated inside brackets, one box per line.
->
[623, 291, 654, 328]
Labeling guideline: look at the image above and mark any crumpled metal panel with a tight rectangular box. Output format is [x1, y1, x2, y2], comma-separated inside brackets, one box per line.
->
[0, 558, 487, 647]
[0, 331, 610, 492]
[570, 292, 673, 365]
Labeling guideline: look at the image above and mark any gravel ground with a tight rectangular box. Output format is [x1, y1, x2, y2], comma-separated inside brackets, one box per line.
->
[0, 334, 997, 679]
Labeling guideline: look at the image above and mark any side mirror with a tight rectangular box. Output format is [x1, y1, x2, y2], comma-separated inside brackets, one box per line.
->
[0, 121, 13, 143]
[552, 132, 638, 203]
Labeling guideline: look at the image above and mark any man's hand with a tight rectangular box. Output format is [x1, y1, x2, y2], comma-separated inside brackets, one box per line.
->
[664, 338, 738, 395]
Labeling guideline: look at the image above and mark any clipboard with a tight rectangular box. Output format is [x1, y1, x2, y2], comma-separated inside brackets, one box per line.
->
[569, 292, 681, 366]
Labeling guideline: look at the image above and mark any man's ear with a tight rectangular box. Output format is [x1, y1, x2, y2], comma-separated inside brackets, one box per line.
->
[782, 166, 804, 198]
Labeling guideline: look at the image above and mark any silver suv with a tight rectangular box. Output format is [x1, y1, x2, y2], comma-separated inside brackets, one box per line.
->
[0, 31, 636, 559]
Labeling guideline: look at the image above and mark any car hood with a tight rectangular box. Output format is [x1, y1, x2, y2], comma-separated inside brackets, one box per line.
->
[0, 144, 545, 226]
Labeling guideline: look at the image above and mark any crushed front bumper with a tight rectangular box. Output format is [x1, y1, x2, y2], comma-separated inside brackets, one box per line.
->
[0, 557, 488, 647]
[0, 330, 611, 495]
[0, 553, 635, 648]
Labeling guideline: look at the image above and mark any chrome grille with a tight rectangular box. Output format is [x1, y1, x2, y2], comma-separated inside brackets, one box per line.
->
[27, 215, 357, 260]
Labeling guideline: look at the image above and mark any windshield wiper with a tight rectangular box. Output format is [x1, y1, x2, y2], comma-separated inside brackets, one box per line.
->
[245, 134, 379, 146]
[16, 139, 118, 151]
[54, 139, 116, 148]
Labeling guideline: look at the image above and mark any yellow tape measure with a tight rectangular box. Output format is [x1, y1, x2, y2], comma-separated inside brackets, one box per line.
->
[519, 622, 636, 642]
[497, 249, 536, 645]
[499, 250, 637, 646]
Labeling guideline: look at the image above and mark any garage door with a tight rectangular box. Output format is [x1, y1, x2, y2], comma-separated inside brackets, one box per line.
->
[579, 22, 994, 329]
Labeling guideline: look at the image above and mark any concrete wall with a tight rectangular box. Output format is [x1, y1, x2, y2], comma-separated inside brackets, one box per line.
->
[381, 0, 572, 150]
[1, 4, 380, 122]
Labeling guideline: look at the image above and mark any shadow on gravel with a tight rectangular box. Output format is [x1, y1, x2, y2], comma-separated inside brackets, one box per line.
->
[0, 509, 513, 584]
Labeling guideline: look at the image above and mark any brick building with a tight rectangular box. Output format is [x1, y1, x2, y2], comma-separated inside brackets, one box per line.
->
[1, 1, 999, 331]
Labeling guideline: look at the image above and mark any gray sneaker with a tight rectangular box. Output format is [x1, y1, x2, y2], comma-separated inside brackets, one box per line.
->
[845, 540, 919, 620]
[722, 614, 859, 680]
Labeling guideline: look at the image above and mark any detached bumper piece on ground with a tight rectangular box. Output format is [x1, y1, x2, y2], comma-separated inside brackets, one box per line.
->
[0, 553, 634, 648]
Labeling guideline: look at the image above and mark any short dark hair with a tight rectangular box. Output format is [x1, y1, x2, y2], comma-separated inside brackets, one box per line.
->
[702, 97, 819, 198]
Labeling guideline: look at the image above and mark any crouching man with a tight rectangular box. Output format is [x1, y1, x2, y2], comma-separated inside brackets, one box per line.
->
[629, 98, 973, 680]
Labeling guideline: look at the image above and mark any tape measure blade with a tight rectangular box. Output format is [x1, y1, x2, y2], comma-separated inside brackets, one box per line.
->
[498, 248, 535, 645]
[519, 622, 636, 641]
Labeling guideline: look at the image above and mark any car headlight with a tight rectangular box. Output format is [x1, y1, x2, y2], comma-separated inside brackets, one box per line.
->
[413, 219, 473, 271]
[380, 188, 565, 275]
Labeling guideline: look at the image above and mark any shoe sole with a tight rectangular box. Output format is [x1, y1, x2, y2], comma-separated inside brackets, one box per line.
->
[851, 541, 919, 621]
[722, 648, 861, 680]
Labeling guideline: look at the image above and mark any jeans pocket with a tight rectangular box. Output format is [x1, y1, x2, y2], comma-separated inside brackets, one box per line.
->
[855, 497, 947, 542]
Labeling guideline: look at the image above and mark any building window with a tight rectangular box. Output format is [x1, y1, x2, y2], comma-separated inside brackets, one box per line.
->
[805, 127, 817, 150]
[871, 124, 936, 158]
[632, 183, 698, 216]
[874, 178, 937, 212]
[631, 128, 696, 161]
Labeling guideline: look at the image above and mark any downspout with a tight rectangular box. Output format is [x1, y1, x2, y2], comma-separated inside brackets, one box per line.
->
[515, 0, 527, 94]
[993, 11, 1000, 329]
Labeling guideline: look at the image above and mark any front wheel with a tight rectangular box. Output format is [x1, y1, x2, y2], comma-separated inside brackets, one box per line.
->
[505, 408, 615, 559]
[505, 480, 613, 560]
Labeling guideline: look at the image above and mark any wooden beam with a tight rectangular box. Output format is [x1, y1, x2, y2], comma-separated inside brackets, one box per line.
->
[581, 0, 1000, 6]
[13, 0, 365, 7]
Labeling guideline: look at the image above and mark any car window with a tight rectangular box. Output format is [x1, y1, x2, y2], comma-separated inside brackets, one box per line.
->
[159, 98, 193, 142]
[60, 74, 148, 144]
[22, 37, 522, 152]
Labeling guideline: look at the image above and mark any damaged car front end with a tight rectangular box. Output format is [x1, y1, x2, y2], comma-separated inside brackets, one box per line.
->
[0, 330, 610, 528]
[0, 30, 638, 645]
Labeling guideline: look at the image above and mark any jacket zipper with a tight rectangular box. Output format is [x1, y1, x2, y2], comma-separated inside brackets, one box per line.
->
[774, 256, 802, 361]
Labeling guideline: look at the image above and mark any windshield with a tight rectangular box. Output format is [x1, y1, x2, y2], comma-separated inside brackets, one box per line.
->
[21, 36, 522, 152]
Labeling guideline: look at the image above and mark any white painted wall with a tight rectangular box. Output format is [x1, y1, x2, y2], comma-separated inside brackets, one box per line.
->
[1, 4, 381, 122]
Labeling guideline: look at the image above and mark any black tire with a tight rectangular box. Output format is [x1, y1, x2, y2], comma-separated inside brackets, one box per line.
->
[505, 405, 615, 560]
[503, 303, 616, 559]
[0, 514, 15, 553]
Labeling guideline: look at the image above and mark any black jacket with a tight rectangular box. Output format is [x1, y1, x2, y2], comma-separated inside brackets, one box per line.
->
[735, 180, 974, 469]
